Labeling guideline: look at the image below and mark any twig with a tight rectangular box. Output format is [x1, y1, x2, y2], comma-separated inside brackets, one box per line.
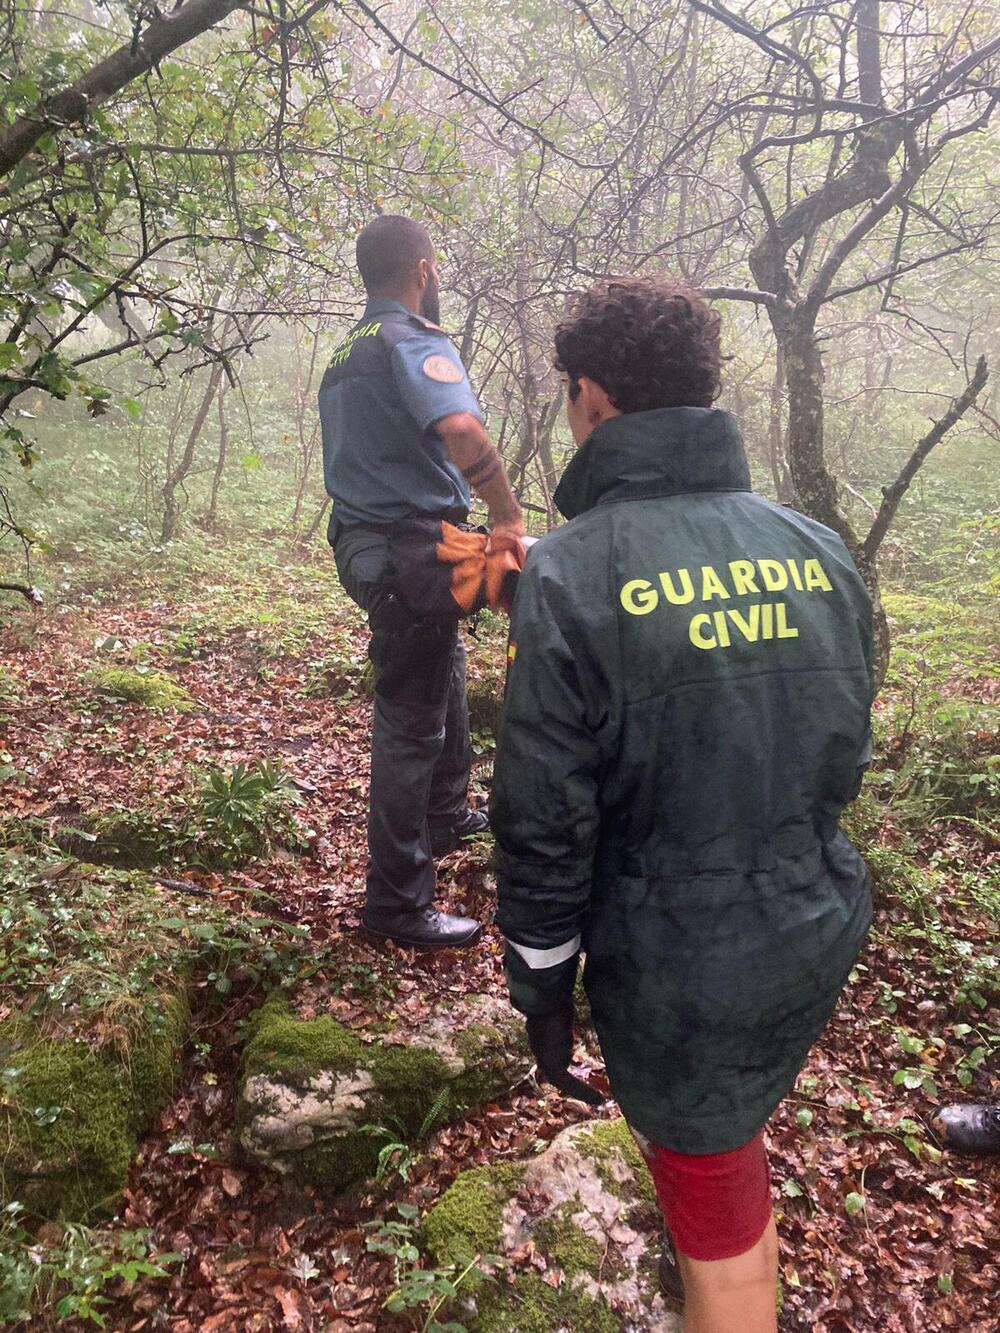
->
[863, 356, 990, 561]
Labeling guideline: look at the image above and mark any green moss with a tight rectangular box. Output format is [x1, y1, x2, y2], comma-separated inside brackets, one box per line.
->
[91, 667, 194, 712]
[533, 1206, 604, 1278]
[0, 1023, 133, 1220]
[371, 1042, 452, 1125]
[475, 1272, 621, 1333]
[121, 985, 190, 1132]
[576, 1119, 656, 1205]
[0, 962, 189, 1221]
[283, 1133, 385, 1192]
[241, 999, 366, 1082]
[421, 1163, 525, 1271]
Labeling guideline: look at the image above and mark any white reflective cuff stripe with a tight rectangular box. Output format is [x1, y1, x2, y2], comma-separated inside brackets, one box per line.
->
[507, 935, 581, 970]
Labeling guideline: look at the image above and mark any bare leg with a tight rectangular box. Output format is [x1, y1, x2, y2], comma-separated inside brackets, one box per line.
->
[677, 1214, 779, 1333]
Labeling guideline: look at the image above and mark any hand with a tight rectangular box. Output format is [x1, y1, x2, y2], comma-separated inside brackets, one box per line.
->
[526, 1007, 603, 1106]
[487, 518, 526, 557]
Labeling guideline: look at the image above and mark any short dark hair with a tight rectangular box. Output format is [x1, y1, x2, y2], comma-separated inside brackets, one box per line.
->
[553, 277, 722, 412]
[355, 215, 433, 293]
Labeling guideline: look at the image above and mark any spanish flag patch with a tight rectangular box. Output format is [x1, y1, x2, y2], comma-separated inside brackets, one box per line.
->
[507, 641, 517, 665]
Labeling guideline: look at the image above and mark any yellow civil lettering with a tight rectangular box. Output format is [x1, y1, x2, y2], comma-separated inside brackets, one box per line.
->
[758, 559, 789, 592]
[659, 568, 695, 604]
[761, 602, 774, 639]
[621, 579, 659, 615]
[728, 605, 760, 642]
[701, 565, 730, 600]
[729, 560, 759, 595]
[776, 602, 799, 638]
[713, 610, 731, 647]
[689, 614, 717, 650]
[786, 559, 804, 590]
[803, 559, 833, 592]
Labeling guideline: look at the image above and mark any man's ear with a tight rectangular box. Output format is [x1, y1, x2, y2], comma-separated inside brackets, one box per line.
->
[577, 375, 620, 427]
[416, 257, 430, 290]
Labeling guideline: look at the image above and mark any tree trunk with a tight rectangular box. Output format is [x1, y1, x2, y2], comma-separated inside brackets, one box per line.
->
[302, 497, 331, 545]
[161, 363, 223, 543]
[205, 378, 230, 525]
[774, 307, 890, 684]
[768, 343, 793, 502]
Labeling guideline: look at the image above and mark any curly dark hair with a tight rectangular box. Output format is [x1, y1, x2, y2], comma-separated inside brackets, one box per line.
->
[553, 276, 722, 412]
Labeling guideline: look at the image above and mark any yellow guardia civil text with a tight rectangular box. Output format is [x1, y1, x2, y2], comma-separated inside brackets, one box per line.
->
[618, 557, 834, 651]
[326, 321, 382, 368]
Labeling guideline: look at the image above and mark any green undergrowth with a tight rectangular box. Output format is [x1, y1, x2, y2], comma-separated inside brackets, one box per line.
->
[2, 758, 312, 872]
[0, 1207, 181, 1328]
[874, 591, 1000, 828]
[466, 610, 508, 741]
[846, 792, 997, 1009]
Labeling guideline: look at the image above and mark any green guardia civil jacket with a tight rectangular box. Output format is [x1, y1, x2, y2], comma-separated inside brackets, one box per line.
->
[493, 407, 873, 1154]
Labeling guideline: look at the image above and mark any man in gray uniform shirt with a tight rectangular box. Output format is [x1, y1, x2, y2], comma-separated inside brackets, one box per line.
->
[318, 215, 524, 951]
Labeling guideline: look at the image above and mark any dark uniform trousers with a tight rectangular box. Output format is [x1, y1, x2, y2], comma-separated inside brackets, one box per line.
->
[332, 518, 472, 915]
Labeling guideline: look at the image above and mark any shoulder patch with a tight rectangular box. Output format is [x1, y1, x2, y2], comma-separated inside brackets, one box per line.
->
[422, 354, 464, 384]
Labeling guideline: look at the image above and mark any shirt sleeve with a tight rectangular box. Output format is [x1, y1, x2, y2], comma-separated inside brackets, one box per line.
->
[390, 332, 483, 432]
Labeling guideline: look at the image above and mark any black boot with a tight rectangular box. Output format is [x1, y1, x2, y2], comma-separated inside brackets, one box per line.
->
[361, 906, 483, 951]
[429, 806, 491, 857]
[658, 1235, 684, 1306]
[933, 1103, 1000, 1155]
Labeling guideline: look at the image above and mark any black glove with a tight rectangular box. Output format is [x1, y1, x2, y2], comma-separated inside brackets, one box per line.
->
[525, 1006, 603, 1106]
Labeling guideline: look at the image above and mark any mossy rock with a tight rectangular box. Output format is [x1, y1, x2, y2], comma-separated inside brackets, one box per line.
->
[420, 1162, 525, 1274]
[91, 667, 194, 712]
[236, 993, 530, 1190]
[422, 1118, 678, 1332]
[0, 989, 188, 1220]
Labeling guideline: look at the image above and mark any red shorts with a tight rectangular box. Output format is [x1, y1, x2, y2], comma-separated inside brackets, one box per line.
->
[632, 1128, 772, 1262]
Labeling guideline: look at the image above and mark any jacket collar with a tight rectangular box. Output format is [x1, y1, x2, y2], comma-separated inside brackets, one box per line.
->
[553, 407, 752, 520]
[362, 297, 444, 332]
[363, 297, 412, 319]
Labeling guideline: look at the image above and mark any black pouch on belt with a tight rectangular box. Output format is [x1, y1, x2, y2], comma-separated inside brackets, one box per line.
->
[387, 516, 490, 619]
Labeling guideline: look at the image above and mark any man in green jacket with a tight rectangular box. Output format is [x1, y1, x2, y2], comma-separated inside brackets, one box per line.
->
[493, 278, 873, 1333]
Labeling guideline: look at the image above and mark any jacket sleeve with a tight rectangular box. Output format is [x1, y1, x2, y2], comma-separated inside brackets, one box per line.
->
[492, 554, 603, 1016]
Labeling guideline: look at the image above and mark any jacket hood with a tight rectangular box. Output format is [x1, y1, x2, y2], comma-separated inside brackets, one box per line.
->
[553, 407, 752, 520]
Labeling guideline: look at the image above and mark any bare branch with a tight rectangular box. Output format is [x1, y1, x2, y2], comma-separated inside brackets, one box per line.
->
[0, 581, 43, 606]
[701, 285, 777, 307]
[862, 356, 990, 561]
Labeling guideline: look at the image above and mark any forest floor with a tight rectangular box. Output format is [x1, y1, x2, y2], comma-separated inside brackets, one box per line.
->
[1, 536, 997, 1333]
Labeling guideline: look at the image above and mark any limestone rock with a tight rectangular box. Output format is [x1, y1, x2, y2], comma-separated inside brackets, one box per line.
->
[236, 992, 530, 1190]
[422, 1118, 681, 1332]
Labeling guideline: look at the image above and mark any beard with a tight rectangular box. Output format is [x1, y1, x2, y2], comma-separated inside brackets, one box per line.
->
[420, 273, 441, 325]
